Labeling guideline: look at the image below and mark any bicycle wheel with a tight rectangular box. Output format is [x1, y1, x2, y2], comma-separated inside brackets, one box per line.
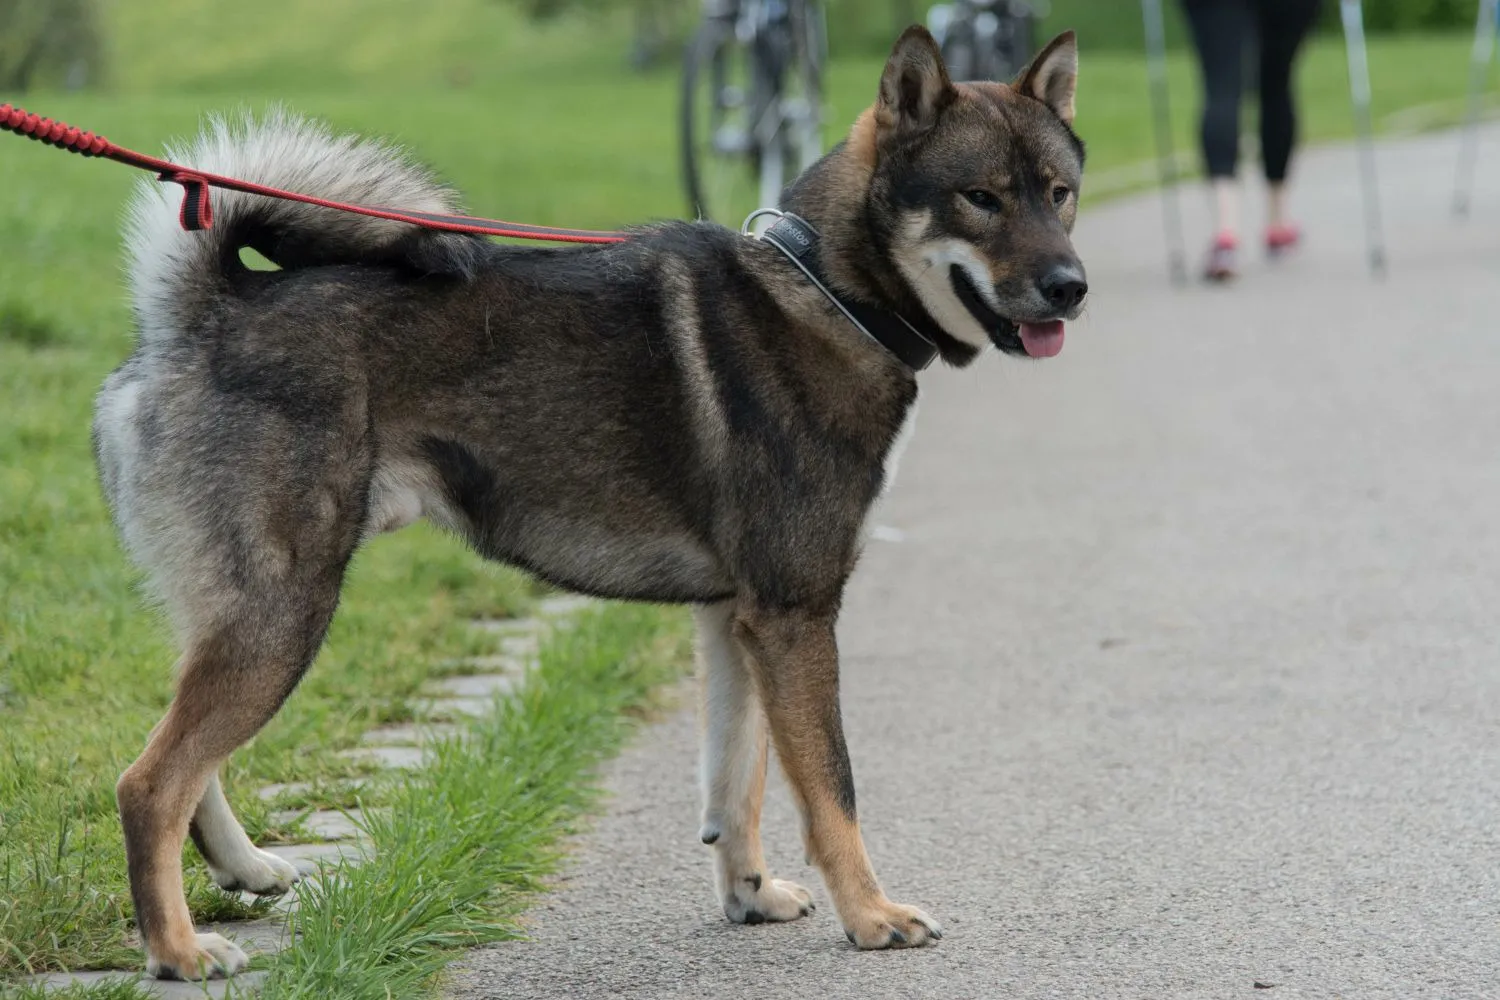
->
[940, 20, 979, 82]
[1016, 12, 1036, 67]
[742, 0, 825, 218]
[785, 0, 825, 176]
[680, 18, 763, 224]
[994, 9, 1037, 80]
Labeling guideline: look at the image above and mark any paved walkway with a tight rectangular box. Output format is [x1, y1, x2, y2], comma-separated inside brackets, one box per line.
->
[447, 126, 1500, 1000]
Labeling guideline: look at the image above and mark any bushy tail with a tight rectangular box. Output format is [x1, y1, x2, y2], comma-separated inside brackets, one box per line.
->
[125, 109, 479, 343]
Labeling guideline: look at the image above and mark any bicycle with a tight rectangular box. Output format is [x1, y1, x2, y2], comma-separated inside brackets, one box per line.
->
[679, 0, 826, 228]
[925, 0, 1043, 83]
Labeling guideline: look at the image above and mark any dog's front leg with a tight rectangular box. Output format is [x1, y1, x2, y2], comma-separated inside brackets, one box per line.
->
[733, 603, 941, 949]
[695, 602, 815, 924]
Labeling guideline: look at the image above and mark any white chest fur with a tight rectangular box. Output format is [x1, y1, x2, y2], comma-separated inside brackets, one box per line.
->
[879, 400, 919, 499]
[865, 399, 919, 543]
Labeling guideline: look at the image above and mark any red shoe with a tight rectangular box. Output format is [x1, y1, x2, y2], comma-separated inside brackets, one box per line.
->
[1266, 223, 1301, 255]
[1204, 232, 1237, 282]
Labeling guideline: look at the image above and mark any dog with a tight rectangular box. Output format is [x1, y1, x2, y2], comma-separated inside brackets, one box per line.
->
[92, 25, 1087, 979]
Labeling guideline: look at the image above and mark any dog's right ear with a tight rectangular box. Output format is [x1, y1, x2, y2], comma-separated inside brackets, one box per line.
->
[875, 26, 956, 150]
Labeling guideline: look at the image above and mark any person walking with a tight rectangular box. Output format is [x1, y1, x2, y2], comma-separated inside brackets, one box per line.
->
[1179, 0, 1323, 281]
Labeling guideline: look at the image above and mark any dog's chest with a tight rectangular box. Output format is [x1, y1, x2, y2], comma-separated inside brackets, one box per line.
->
[862, 400, 918, 548]
[878, 400, 919, 501]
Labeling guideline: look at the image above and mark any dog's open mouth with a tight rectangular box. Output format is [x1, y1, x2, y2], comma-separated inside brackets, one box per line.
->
[949, 266, 1065, 359]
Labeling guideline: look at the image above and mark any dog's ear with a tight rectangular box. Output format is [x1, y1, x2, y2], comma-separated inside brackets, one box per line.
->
[1015, 31, 1078, 125]
[875, 26, 956, 149]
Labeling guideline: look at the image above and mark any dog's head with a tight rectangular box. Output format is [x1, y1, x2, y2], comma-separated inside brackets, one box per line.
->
[867, 27, 1086, 364]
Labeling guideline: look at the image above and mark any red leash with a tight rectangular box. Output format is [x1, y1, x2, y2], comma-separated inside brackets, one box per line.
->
[0, 102, 629, 245]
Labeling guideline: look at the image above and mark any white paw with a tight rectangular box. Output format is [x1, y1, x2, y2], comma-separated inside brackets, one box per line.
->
[147, 931, 249, 980]
[209, 846, 301, 895]
[722, 873, 816, 924]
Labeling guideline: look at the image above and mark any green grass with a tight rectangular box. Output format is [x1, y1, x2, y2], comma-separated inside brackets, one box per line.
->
[0, 605, 689, 997]
[6, 980, 160, 1000]
[1, 0, 1495, 993]
[262, 606, 687, 999]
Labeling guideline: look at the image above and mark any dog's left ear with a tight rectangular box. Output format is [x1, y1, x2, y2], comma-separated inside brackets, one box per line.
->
[876, 25, 957, 148]
[1015, 31, 1078, 126]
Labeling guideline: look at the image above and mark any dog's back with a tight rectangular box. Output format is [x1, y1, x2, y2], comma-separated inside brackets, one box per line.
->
[93, 112, 912, 632]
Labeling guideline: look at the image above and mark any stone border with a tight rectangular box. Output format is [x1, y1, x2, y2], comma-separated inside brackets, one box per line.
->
[23, 594, 595, 998]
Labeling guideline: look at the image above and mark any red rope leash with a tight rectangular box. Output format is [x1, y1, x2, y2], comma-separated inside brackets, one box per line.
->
[0, 102, 629, 245]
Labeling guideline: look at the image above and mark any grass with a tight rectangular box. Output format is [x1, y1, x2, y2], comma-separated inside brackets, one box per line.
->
[0, 481, 544, 976]
[1, 606, 688, 1000]
[263, 606, 687, 999]
[0, 0, 1494, 993]
[6, 981, 160, 1000]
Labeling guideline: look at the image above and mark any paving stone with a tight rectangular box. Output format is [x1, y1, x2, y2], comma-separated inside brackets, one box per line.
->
[360, 722, 463, 746]
[417, 696, 493, 719]
[471, 617, 539, 636]
[430, 673, 518, 699]
[256, 781, 306, 803]
[534, 593, 597, 616]
[498, 634, 540, 658]
[25, 968, 267, 997]
[262, 840, 369, 868]
[231, 855, 358, 913]
[209, 917, 289, 957]
[268, 807, 367, 841]
[234, 886, 302, 915]
[449, 653, 528, 673]
[336, 744, 427, 770]
[255, 776, 368, 803]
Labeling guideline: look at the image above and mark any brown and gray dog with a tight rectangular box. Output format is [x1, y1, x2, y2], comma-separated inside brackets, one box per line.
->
[92, 26, 1087, 979]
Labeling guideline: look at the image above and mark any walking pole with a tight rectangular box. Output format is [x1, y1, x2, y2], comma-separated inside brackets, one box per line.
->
[1453, 0, 1498, 216]
[1339, 0, 1386, 277]
[1141, 0, 1188, 285]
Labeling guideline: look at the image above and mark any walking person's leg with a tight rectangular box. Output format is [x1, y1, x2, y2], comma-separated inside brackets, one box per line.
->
[1181, 0, 1252, 279]
[1255, 0, 1323, 251]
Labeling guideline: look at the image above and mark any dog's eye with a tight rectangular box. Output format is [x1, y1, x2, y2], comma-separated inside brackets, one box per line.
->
[963, 189, 1000, 212]
[1051, 185, 1071, 207]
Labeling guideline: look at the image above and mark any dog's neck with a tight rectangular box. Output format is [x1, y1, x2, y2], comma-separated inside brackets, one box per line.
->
[777, 112, 900, 306]
[778, 110, 979, 368]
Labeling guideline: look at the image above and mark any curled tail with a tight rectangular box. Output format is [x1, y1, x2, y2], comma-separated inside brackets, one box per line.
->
[125, 109, 483, 343]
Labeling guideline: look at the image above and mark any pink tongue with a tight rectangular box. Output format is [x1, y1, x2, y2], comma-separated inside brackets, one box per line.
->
[1018, 320, 1065, 358]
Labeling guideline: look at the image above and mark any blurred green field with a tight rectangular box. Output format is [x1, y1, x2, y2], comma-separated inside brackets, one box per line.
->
[96, 2, 1500, 204]
[1, 0, 1494, 985]
[10, 4, 1492, 232]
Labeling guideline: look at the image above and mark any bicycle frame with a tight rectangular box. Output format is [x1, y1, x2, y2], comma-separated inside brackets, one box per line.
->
[682, 0, 824, 223]
[927, 0, 1040, 82]
[695, 0, 819, 215]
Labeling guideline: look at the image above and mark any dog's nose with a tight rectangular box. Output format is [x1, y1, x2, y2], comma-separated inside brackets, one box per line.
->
[1039, 266, 1088, 311]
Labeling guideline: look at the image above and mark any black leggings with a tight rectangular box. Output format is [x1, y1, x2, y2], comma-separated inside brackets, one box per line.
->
[1180, 0, 1322, 183]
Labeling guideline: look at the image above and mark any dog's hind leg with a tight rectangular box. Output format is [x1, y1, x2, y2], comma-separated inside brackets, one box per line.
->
[107, 440, 363, 977]
[733, 603, 942, 949]
[189, 773, 299, 895]
[695, 602, 815, 924]
[96, 334, 374, 979]
[118, 594, 343, 980]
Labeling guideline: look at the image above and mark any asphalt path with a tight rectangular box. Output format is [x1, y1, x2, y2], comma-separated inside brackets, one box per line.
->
[448, 126, 1500, 1000]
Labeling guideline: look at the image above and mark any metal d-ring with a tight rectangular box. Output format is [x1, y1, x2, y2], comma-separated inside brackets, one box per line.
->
[741, 207, 784, 237]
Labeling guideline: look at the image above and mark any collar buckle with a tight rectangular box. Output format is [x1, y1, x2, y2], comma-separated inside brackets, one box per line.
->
[752, 210, 938, 372]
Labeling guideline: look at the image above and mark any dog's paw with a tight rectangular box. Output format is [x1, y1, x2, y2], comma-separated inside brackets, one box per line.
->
[209, 846, 301, 895]
[722, 872, 816, 925]
[841, 899, 942, 949]
[146, 932, 249, 980]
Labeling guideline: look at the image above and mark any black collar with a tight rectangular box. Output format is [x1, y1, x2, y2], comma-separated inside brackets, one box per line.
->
[760, 213, 940, 372]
